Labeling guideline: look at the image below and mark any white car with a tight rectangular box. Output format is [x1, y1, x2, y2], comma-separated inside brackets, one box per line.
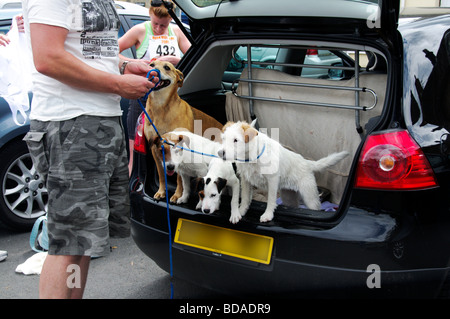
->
[0, 0, 21, 10]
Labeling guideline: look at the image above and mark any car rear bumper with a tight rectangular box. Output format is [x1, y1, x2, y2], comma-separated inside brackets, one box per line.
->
[130, 192, 449, 298]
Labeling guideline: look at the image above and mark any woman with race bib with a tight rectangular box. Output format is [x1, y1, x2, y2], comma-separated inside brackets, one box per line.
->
[119, 0, 191, 174]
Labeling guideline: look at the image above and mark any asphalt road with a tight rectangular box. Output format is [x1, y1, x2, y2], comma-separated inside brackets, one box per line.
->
[0, 221, 226, 299]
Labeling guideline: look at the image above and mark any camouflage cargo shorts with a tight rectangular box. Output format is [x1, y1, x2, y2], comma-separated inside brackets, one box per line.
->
[24, 115, 130, 257]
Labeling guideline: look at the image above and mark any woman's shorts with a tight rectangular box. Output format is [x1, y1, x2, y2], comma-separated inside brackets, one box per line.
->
[24, 115, 130, 257]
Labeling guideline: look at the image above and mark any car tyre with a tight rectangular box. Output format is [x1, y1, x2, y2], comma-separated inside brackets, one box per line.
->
[0, 139, 47, 231]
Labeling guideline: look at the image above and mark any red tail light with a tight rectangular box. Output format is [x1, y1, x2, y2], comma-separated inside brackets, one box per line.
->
[306, 49, 318, 55]
[355, 130, 438, 190]
[133, 112, 147, 154]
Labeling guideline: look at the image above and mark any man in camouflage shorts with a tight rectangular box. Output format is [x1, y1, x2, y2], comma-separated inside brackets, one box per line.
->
[23, 0, 159, 298]
[27, 116, 130, 256]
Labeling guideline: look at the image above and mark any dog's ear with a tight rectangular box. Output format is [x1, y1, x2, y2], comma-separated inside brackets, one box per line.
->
[151, 136, 161, 146]
[176, 69, 184, 87]
[242, 124, 258, 143]
[250, 118, 258, 128]
[178, 134, 190, 148]
[196, 179, 205, 201]
[215, 177, 227, 193]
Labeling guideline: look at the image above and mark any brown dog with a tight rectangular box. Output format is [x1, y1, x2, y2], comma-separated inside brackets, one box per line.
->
[144, 60, 223, 203]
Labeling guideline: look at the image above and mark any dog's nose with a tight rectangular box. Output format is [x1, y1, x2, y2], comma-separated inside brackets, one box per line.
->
[203, 209, 210, 214]
[218, 149, 225, 159]
[167, 164, 175, 171]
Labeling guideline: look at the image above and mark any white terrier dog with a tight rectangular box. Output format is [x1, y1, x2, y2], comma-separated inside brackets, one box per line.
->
[153, 130, 218, 204]
[218, 121, 349, 223]
[196, 158, 241, 223]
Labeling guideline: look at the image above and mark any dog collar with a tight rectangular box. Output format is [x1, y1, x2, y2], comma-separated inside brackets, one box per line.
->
[161, 140, 266, 163]
[235, 143, 266, 163]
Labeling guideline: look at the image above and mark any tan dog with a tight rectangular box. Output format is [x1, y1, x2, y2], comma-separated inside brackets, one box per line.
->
[144, 60, 223, 202]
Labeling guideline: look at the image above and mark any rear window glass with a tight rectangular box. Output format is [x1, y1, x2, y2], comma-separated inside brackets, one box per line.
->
[191, 0, 225, 7]
[192, 0, 379, 7]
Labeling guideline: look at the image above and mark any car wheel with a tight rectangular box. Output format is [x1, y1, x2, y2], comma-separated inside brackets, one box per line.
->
[0, 139, 47, 231]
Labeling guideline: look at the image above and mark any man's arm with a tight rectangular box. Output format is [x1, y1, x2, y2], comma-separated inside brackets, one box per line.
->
[30, 23, 157, 100]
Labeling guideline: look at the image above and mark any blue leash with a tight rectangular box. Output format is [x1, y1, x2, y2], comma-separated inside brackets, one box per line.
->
[137, 69, 164, 141]
[161, 142, 174, 299]
[138, 69, 174, 298]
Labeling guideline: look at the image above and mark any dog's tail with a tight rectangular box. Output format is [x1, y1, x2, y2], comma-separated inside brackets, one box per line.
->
[312, 151, 349, 172]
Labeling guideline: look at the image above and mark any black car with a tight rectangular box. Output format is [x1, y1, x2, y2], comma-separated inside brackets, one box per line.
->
[0, 1, 150, 230]
[129, 0, 450, 298]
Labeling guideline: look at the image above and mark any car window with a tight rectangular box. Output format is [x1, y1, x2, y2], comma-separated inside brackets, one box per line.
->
[221, 45, 371, 89]
[0, 21, 11, 35]
[301, 49, 344, 79]
[223, 45, 278, 88]
[118, 15, 150, 59]
[129, 16, 150, 27]
[227, 46, 278, 73]
[118, 24, 135, 59]
[0, 25, 10, 35]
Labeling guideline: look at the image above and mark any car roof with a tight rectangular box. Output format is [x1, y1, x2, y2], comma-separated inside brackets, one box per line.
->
[399, 12, 450, 32]
[175, 0, 399, 40]
[0, 0, 21, 10]
[176, 0, 381, 21]
[114, 1, 149, 15]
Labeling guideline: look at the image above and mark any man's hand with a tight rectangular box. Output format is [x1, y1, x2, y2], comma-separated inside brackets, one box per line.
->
[120, 61, 160, 99]
[117, 74, 159, 100]
[124, 61, 150, 77]
[124, 61, 160, 85]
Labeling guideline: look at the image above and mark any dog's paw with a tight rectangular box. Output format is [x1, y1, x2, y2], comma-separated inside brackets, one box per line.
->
[259, 211, 274, 223]
[229, 211, 242, 224]
[170, 189, 185, 203]
[154, 190, 166, 200]
[176, 195, 189, 204]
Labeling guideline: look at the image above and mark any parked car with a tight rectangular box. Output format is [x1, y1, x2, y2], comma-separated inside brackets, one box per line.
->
[0, 1, 150, 230]
[0, 0, 21, 10]
[223, 46, 351, 88]
[129, 0, 450, 298]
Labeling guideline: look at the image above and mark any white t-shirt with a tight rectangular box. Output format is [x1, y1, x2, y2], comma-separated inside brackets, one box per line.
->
[23, 0, 122, 121]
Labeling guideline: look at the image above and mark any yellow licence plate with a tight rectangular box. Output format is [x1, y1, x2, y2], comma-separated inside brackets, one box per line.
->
[174, 219, 274, 265]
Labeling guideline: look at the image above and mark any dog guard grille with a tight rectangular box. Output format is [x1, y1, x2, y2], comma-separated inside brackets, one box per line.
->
[230, 44, 380, 133]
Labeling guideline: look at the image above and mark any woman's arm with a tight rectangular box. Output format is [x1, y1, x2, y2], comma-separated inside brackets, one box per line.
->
[118, 23, 146, 62]
[174, 25, 191, 54]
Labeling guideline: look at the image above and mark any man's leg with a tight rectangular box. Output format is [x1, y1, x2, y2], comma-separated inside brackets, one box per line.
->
[39, 254, 90, 299]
